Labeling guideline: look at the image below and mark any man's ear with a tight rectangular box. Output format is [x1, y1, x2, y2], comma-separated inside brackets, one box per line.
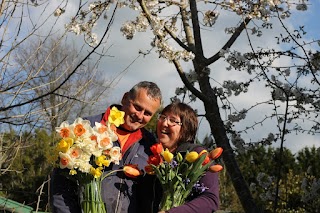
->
[121, 92, 129, 105]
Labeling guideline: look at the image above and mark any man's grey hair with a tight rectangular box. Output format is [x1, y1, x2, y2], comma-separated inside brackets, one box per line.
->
[129, 81, 162, 103]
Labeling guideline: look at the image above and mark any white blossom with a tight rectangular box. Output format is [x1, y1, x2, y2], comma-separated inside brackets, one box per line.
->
[228, 109, 247, 122]
[266, 133, 275, 143]
[136, 14, 149, 32]
[272, 87, 286, 101]
[225, 27, 236, 34]
[223, 80, 248, 96]
[296, 3, 308, 11]
[301, 177, 320, 202]
[284, 68, 291, 76]
[203, 10, 219, 26]
[186, 70, 197, 83]
[146, 0, 159, 8]
[120, 22, 136, 39]
[66, 22, 81, 35]
[231, 133, 245, 153]
[219, 48, 229, 57]
[257, 172, 273, 189]
[175, 87, 187, 96]
[54, 8, 65, 17]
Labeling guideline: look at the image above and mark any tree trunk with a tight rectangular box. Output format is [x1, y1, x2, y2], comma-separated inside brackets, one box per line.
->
[198, 75, 262, 213]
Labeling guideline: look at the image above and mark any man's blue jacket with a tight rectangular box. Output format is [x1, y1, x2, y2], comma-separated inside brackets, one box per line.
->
[50, 107, 159, 213]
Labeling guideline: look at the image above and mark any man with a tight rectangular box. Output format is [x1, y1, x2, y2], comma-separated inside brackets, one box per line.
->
[50, 81, 162, 213]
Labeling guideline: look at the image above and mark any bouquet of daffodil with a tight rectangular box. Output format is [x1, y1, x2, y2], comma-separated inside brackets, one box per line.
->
[145, 143, 223, 211]
[54, 107, 126, 213]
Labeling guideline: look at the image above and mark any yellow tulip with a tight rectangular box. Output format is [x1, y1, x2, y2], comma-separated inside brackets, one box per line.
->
[185, 151, 199, 163]
[162, 148, 174, 163]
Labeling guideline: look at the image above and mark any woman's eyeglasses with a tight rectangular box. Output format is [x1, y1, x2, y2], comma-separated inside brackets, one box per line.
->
[157, 114, 182, 126]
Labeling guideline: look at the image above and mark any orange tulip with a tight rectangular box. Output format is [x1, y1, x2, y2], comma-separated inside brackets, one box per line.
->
[209, 147, 223, 160]
[202, 155, 210, 165]
[209, 164, 223, 173]
[123, 164, 143, 178]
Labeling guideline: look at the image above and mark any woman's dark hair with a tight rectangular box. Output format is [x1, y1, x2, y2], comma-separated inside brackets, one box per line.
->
[161, 102, 198, 144]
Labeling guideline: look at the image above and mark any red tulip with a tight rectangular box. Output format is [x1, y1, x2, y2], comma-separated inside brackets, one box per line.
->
[147, 154, 162, 166]
[145, 165, 155, 175]
[150, 143, 163, 155]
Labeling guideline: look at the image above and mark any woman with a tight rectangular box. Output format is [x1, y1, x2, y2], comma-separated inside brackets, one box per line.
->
[156, 102, 220, 213]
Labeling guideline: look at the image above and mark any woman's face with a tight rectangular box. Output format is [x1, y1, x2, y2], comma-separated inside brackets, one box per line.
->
[156, 113, 182, 153]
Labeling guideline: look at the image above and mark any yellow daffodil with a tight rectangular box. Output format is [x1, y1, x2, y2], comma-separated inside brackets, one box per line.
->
[95, 155, 110, 167]
[108, 107, 125, 127]
[54, 116, 124, 213]
[56, 121, 74, 138]
[69, 169, 77, 175]
[185, 151, 199, 163]
[59, 152, 74, 169]
[162, 148, 174, 163]
[59, 127, 71, 138]
[90, 167, 103, 179]
[56, 137, 74, 153]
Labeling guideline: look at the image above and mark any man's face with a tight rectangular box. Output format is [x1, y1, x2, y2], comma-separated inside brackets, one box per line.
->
[121, 88, 160, 131]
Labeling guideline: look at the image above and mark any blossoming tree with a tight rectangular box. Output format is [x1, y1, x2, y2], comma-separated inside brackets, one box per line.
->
[54, 0, 320, 212]
[0, 2, 116, 207]
[0, 1, 117, 131]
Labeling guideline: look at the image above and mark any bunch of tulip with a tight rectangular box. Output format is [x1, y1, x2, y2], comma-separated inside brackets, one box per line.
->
[145, 143, 223, 211]
[54, 107, 142, 213]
